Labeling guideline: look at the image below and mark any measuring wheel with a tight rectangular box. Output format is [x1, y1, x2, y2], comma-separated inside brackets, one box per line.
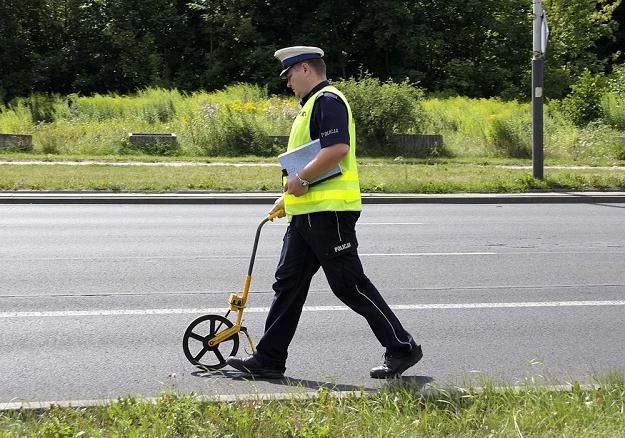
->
[182, 314, 240, 370]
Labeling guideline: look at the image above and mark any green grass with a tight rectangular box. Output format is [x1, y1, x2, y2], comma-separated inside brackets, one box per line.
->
[1, 160, 625, 193]
[2, 375, 624, 437]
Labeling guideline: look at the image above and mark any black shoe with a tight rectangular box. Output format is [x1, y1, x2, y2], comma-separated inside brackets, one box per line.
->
[370, 345, 423, 379]
[226, 355, 285, 379]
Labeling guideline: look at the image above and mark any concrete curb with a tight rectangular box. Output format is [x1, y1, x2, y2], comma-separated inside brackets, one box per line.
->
[2, 191, 625, 204]
[1, 382, 600, 411]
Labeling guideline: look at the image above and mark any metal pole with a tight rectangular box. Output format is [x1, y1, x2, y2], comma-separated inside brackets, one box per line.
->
[532, 0, 544, 180]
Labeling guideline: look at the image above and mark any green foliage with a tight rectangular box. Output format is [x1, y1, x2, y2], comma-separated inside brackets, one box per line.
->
[0, 102, 33, 133]
[601, 63, 625, 130]
[569, 121, 625, 161]
[209, 83, 269, 103]
[602, 94, 625, 131]
[196, 105, 277, 157]
[486, 114, 532, 158]
[334, 75, 426, 155]
[9, 94, 66, 124]
[179, 84, 281, 157]
[1, 85, 624, 162]
[65, 88, 180, 123]
[606, 63, 625, 97]
[542, 0, 623, 99]
[558, 69, 608, 127]
[0, 0, 623, 102]
[423, 97, 532, 158]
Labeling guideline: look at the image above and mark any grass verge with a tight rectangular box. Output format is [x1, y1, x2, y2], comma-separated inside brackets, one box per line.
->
[2, 375, 624, 437]
[1, 160, 625, 193]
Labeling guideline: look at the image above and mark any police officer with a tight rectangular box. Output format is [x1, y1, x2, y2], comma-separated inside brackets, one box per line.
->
[227, 46, 422, 379]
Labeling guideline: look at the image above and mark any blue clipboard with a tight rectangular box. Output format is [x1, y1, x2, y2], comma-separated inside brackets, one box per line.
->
[278, 139, 342, 185]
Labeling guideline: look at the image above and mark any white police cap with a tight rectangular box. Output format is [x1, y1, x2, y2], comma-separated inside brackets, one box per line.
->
[274, 46, 324, 76]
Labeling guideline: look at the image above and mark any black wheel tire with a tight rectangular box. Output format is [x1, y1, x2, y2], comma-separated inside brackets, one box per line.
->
[182, 314, 239, 370]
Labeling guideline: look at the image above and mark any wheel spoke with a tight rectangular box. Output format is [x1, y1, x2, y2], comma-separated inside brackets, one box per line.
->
[188, 332, 205, 342]
[194, 346, 210, 362]
[214, 348, 225, 364]
[210, 318, 226, 335]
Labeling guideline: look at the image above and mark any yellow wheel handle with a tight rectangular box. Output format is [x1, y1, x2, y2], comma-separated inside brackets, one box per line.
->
[267, 209, 284, 221]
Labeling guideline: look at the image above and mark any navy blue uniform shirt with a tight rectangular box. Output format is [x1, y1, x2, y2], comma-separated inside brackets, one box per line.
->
[300, 80, 350, 148]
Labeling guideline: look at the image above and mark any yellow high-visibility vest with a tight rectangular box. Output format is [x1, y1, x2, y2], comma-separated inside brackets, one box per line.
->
[284, 85, 362, 216]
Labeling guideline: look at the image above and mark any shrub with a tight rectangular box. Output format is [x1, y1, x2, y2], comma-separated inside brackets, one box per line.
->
[559, 69, 607, 127]
[601, 63, 625, 130]
[485, 114, 531, 158]
[10, 93, 66, 124]
[37, 129, 62, 154]
[334, 74, 426, 155]
[191, 103, 278, 157]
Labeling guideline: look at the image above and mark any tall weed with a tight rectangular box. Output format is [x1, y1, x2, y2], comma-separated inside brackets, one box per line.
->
[34, 120, 127, 155]
[601, 63, 625, 130]
[65, 88, 180, 123]
[423, 97, 532, 158]
[209, 83, 268, 103]
[569, 121, 625, 161]
[264, 96, 299, 135]
[1, 84, 624, 161]
[543, 106, 580, 159]
[484, 113, 531, 158]
[5, 93, 74, 124]
[601, 94, 625, 130]
[188, 103, 277, 157]
[0, 102, 33, 133]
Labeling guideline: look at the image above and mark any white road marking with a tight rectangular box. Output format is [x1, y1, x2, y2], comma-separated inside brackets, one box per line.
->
[0, 160, 280, 167]
[359, 222, 424, 225]
[360, 252, 497, 256]
[2, 300, 624, 319]
[4, 250, 624, 263]
[0, 252, 497, 262]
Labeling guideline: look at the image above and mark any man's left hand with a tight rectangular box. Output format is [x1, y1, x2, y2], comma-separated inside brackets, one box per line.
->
[285, 175, 309, 196]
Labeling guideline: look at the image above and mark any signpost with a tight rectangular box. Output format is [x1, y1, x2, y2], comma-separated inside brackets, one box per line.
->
[532, 0, 549, 179]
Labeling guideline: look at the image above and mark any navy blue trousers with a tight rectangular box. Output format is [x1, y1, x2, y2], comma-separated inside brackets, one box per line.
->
[255, 211, 416, 369]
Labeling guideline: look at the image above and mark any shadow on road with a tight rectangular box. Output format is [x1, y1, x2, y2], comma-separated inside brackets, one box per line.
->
[560, 192, 625, 209]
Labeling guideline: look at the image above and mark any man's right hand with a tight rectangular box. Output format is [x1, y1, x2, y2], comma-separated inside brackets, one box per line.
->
[269, 195, 286, 218]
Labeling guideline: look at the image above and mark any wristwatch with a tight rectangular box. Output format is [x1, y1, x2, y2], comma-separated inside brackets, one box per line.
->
[295, 173, 310, 187]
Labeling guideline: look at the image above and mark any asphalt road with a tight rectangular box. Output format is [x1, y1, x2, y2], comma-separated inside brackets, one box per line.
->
[1, 202, 624, 407]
